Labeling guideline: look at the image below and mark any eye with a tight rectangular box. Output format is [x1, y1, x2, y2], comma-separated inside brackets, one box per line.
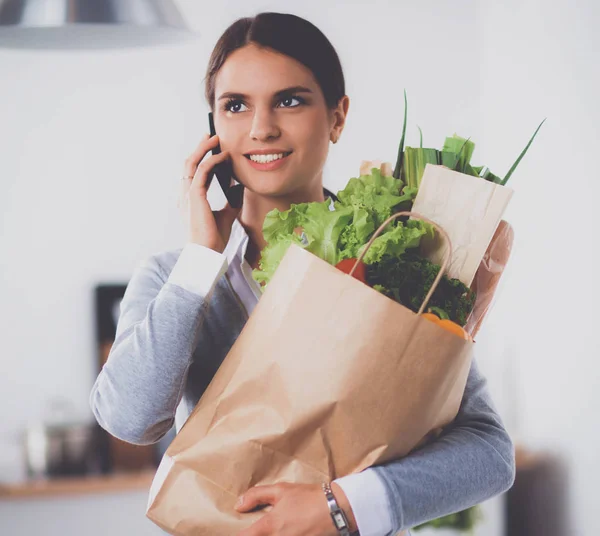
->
[222, 95, 305, 114]
[278, 96, 304, 108]
[223, 99, 248, 113]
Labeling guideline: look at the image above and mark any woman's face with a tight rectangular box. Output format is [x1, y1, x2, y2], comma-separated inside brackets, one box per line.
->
[213, 43, 348, 199]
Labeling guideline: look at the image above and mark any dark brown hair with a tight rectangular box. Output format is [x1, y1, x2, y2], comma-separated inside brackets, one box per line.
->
[204, 12, 345, 112]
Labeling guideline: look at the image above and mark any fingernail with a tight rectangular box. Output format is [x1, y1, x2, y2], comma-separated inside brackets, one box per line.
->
[236, 496, 244, 508]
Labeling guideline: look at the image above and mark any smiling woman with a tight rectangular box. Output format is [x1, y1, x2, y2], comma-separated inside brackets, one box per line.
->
[189, 13, 351, 272]
[202, 18, 350, 271]
[90, 11, 514, 536]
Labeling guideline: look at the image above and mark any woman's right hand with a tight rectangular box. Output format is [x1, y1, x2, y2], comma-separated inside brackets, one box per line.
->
[178, 134, 242, 253]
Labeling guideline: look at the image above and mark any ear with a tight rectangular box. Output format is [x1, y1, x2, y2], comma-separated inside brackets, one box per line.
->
[330, 95, 350, 144]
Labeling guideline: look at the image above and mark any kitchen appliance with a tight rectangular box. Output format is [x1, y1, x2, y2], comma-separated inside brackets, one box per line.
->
[23, 397, 105, 478]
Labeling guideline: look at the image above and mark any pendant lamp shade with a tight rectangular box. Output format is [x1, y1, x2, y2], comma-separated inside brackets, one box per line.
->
[0, 0, 197, 49]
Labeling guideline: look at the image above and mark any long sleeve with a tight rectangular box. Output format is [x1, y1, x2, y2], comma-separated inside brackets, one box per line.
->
[334, 469, 394, 536]
[89, 244, 228, 446]
[369, 353, 516, 533]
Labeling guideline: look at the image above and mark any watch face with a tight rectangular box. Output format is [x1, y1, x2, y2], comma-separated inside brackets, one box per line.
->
[333, 511, 348, 529]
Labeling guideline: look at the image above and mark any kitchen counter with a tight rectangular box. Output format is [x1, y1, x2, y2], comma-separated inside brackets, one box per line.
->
[0, 469, 156, 500]
[1, 445, 536, 501]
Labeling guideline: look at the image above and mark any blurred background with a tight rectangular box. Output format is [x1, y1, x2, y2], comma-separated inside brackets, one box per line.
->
[0, 0, 597, 534]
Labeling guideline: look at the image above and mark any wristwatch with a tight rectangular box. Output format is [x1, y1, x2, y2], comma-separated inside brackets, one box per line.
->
[322, 481, 351, 536]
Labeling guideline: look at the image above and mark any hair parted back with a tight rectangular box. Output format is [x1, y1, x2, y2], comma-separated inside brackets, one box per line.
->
[204, 12, 345, 112]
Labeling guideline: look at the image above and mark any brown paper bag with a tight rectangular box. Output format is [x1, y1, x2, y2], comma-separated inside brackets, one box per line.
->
[146, 212, 474, 535]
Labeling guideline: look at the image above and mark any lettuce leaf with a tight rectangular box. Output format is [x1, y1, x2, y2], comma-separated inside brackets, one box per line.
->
[251, 167, 422, 288]
[252, 200, 353, 286]
[336, 168, 417, 260]
[358, 219, 434, 265]
[335, 167, 413, 228]
[251, 232, 305, 287]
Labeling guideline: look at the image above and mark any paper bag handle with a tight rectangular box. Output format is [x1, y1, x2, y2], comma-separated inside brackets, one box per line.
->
[350, 211, 453, 315]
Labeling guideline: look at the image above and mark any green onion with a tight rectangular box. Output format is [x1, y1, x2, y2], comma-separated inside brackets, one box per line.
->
[392, 90, 545, 191]
[393, 89, 408, 180]
[500, 118, 547, 185]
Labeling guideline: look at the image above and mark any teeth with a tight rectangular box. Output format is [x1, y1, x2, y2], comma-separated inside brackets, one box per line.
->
[249, 153, 287, 163]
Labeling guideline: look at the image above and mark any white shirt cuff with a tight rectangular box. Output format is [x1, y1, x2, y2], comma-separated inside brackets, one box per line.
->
[167, 243, 228, 297]
[333, 469, 394, 536]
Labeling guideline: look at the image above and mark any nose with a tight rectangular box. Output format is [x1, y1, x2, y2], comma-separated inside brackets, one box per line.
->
[249, 107, 281, 142]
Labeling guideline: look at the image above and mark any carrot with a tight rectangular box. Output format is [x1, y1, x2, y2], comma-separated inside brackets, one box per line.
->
[421, 313, 471, 341]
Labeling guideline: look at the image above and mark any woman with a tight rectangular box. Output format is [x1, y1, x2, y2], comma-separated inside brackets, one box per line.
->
[90, 12, 515, 536]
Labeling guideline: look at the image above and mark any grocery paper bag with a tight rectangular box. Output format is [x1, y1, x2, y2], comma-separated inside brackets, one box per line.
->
[411, 163, 514, 286]
[147, 212, 474, 535]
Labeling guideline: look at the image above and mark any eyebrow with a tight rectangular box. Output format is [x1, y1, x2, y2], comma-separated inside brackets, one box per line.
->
[217, 85, 313, 101]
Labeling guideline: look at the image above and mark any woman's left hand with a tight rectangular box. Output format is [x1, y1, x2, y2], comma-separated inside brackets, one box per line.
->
[235, 482, 357, 536]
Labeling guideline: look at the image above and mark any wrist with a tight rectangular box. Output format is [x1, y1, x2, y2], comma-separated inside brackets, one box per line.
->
[330, 482, 358, 533]
[188, 237, 224, 254]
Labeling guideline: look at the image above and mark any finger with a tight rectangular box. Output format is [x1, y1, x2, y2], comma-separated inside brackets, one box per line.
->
[177, 174, 193, 210]
[190, 151, 230, 192]
[182, 133, 219, 178]
[466, 220, 514, 337]
[473, 223, 514, 336]
[182, 133, 210, 177]
[191, 150, 230, 182]
[235, 485, 283, 512]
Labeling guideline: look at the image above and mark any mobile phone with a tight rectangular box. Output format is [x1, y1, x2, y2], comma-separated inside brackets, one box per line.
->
[207, 112, 244, 209]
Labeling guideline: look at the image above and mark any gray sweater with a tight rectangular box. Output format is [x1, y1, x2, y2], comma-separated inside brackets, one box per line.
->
[89, 243, 516, 534]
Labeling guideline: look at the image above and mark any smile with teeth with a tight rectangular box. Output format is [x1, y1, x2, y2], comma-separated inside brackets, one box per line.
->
[246, 152, 291, 163]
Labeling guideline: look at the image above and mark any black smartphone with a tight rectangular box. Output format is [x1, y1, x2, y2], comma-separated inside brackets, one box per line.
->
[207, 112, 244, 209]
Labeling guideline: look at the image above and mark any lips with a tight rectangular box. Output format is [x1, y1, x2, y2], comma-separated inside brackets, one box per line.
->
[244, 151, 293, 160]
[244, 151, 293, 171]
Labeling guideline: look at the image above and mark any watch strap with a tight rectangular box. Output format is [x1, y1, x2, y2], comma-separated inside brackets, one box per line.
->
[322, 482, 352, 536]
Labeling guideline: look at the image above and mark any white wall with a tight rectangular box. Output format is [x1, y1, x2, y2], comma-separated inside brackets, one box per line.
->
[477, 1, 599, 534]
[0, 0, 597, 534]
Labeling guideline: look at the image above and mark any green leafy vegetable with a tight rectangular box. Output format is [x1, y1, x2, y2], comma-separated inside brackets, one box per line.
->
[500, 117, 547, 185]
[402, 147, 440, 190]
[442, 134, 475, 173]
[427, 306, 449, 320]
[252, 200, 353, 286]
[391, 89, 545, 189]
[335, 167, 418, 260]
[357, 219, 434, 265]
[251, 167, 423, 288]
[366, 251, 476, 326]
[392, 88, 408, 180]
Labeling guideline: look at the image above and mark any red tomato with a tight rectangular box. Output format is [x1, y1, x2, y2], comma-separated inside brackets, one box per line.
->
[335, 258, 367, 283]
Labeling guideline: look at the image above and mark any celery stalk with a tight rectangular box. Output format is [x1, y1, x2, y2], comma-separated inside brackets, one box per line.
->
[442, 134, 475, 172]
[441, 151, 458, 169]
[402, 147, 440, 189]
[472, 165, 502, 183]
